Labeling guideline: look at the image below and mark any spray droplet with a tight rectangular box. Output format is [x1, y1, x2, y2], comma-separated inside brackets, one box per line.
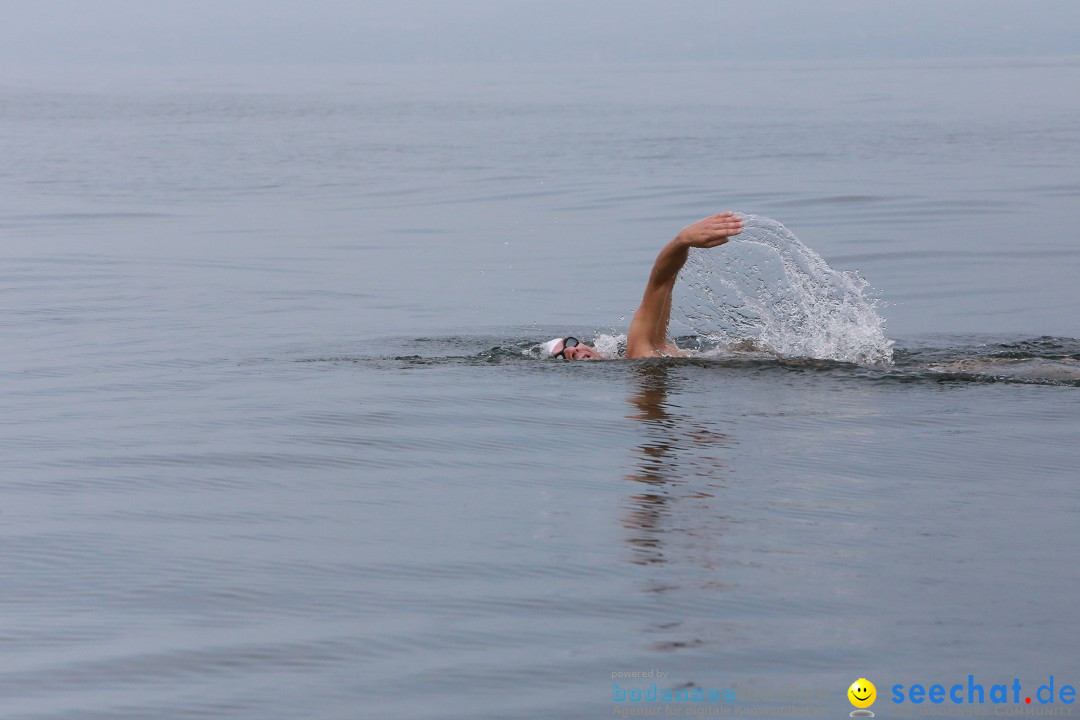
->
[672, 215, 893, 364]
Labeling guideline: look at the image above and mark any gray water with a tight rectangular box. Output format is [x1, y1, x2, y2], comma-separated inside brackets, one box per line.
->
[2, 59, 1079, 719]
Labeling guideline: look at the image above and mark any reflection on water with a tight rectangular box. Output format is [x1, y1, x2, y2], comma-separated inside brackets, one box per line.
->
[623, 364, 731, 567]
[623, 364, 680, 566]
[622, 363, 746, 655]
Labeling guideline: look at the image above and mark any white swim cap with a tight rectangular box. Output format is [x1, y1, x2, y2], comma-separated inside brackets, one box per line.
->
[541, 338, 563, 357]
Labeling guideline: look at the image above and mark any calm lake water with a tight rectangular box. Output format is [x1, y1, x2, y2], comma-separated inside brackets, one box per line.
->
[2, 58, 1079, 719]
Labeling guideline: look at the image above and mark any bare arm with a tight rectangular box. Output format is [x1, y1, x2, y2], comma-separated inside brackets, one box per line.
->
[626, 212, 744, 358]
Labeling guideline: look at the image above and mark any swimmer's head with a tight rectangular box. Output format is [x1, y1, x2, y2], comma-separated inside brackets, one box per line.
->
[544, 336, 602, 361]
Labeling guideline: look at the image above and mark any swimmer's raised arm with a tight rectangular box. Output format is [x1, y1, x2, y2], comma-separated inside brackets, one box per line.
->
[625, 212, 744, 359]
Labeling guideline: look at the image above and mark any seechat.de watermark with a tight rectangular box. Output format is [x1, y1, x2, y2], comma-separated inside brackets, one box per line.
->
[846, 675, 1077, 717]
[892, 676, 1076, 708]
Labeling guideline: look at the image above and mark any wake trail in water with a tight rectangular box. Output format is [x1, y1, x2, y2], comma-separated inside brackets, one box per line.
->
[298, 335, 1080, 386]
[672, 215, 894, 365]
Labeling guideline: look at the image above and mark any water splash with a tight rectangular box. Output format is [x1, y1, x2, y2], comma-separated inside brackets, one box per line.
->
[592, 333, 626, 360]
[672, 215, 894, 365]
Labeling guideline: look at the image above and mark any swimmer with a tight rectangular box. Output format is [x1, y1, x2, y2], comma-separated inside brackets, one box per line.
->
[545, 212, 744, 360]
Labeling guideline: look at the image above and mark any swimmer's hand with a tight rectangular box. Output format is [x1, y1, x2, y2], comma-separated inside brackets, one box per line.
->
[676, 212, 744, 248]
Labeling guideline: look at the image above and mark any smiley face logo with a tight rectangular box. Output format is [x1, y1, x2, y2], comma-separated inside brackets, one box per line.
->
[848, 678, 876, 709]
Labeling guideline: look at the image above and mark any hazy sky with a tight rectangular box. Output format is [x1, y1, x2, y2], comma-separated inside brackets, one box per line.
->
[3, 0, 1078, 65]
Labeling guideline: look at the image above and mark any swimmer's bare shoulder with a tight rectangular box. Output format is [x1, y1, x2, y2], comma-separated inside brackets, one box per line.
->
[626, 212, 743, 359]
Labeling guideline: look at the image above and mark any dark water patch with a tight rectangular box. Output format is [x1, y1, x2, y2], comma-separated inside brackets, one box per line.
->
[983, 335, 1080, 360]
[51, 450, 374, 470]
[349, 559, 622, 583]
[1027, 182, 1080, 197]
[1, 637, 359, 695]
[832, 248, 1080, 264]
[0, 211, 173, 227]
[889, 335, 1080, 386]
[885, 367, 1080, 388]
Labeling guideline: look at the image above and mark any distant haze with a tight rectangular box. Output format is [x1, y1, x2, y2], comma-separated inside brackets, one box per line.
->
[3, 0, 1079, 64]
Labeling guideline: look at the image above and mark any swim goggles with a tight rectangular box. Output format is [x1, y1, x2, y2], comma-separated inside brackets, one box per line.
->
[554, 337, 580, 360]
